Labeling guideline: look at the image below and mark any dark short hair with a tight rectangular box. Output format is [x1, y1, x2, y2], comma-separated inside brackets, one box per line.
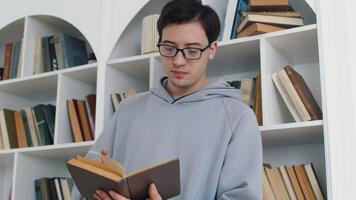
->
[157, 0, 221, 44]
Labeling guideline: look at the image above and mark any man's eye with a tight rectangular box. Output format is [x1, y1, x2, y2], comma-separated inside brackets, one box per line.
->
[186, 49, 200, 54]
[163, 46, 175, 52]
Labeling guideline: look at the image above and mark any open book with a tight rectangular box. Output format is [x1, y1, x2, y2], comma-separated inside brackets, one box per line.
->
[67, 156, 180, 200]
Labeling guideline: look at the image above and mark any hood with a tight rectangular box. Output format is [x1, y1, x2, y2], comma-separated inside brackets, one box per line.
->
[151, 77, 242, 105]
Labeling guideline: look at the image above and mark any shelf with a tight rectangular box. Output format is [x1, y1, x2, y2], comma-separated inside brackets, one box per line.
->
[261, 120, 323, 147]
[61, 63, 97, 86]
[0, 72, 57, 104]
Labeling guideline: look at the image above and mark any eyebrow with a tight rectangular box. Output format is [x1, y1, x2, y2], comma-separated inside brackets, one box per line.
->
[161, 40, 203, 46]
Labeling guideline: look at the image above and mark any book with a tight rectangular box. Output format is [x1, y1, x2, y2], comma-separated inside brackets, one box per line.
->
[56, 33, 88, 68]
[237, 13, 303, 34]
[263, 167, 276, 200]
[284, 65, 322, 120]
[279, 166, 297, 200]
[278, 69, 311, 121]
[14, 111, 28, 148]
[222, 0, 239, 40]
[304, 164, 324, 200]
[249, 0, 290, 12]
[253, 72, 263, 125]
[272, 72, 302, 122]
[3, 43, 13, 80]
[237, 22, 285, 38]
[286, 166, 305, 200]
[242, 11, 302, 18]
[0, 109, 18, 149]
[67, 100, 84, 142]
[75, 100, 93, 141]
[230, 0, 249, 39]
[24, 107, 40, 146]
[265, 166, 290, 200]
[67, 156, 180, 200]
[294, 165, 316, 200]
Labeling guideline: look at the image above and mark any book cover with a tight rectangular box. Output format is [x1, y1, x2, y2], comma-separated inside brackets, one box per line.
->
[230, 0, 249, 39]
[59, 33, 88, 68]
[67, 156, 180, 200]
[265, 166, 290, 199]
[286, 166, 305, 200]
[284, 65, 322, 120]
[67, 100, 84, 142]
[237, 22, 285, 38]
[237, 13, 303, 34]
[304, 164, 324, 200]
[3, 43, 13, 80]
[249, 0, 290, 12]
[294, 165, 316, 200]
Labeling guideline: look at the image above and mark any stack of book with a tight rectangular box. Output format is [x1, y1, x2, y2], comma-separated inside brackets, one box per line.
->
[35, 177, 74, 200]
[111, 89, 137, 112]
[1, 39, 23, 80]
[264, 163, 324, 199]
[0, 104, 56, 150]
[228, 72, 262, 125]
[67, 94, 96, 143]
[272, 65, 322, 122]
[236, 0, 304, 38]
[33, 33, 90, 75]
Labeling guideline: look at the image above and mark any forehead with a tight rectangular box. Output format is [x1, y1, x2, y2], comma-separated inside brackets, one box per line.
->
[161, 21, 208, 44]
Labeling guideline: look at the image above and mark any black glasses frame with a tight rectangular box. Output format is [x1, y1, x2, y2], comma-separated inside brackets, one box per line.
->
[156, 43, 210, 60]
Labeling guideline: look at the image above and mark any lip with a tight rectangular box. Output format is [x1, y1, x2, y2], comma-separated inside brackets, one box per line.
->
[171, 70, 188, 78]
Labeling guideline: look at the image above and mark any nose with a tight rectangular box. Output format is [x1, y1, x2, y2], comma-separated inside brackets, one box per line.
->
[172, 50, 186, 67]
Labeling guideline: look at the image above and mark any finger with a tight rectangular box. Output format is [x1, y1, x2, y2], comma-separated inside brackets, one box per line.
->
[93, 192, 102, 200]
[148, 183, 162, 200]
[109, 190, 129, 200]
[101, 148, 108, 156]
[96, 190, 111, 200]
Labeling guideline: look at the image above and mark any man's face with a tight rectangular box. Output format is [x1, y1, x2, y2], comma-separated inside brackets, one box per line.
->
[159, 21, 217, 90]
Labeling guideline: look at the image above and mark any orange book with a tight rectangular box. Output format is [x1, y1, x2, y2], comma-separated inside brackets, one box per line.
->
[286, 166, 305, 200]
[67, 100, 83, 142]
[294, 165, 316, 200]
[14, 111, 28, 148]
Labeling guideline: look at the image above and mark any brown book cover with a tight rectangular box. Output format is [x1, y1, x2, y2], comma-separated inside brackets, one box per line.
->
[67, 100, 84, 142]
[284, 66, 322, 120]
[3, 43, 13, 80]
[75, 100, 93, 141]
[242, 11, 302, 18]
[67, 156, 180, 200]
[286, 166, 305, 200]
[14, 111, 28, 148]
[85, 94, 96, 124]
[249, 0, 290, 12]
[263, 166, 276, 200]
[294, 165, 316, 200]
[237, 22, 285, 38]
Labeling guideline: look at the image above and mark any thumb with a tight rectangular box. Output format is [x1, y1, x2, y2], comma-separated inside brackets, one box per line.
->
[148, 183, 162, 200]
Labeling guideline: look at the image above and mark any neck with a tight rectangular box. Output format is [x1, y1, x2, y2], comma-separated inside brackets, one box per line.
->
[165, 78, 208, 99]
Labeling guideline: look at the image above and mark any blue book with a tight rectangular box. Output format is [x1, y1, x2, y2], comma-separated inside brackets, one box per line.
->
[230, 0, 249, 39]
[56, 33, 88, 68]
[9, 40, 21, 79]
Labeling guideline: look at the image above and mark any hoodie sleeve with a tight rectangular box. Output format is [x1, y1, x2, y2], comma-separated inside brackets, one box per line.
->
[216, 108, 263, 200]
[71, 111, 120, 199]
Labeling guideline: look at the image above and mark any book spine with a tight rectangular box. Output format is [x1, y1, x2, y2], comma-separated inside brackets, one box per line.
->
[3, 43, 13, 80]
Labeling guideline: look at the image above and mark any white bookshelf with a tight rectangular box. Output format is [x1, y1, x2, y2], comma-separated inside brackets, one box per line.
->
[0, 0, 332, 199]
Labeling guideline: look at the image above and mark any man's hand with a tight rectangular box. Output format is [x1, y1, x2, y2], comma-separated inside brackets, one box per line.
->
[94, 183, 162, 200]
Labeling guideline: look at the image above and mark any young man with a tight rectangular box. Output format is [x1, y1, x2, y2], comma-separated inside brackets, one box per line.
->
[73, 0, 262, 199]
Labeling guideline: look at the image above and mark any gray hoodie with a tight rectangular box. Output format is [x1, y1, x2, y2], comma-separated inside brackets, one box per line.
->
[72, 78, 262, 199]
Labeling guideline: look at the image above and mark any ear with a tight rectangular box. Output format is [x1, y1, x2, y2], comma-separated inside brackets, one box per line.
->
[208, 41, 218, 60]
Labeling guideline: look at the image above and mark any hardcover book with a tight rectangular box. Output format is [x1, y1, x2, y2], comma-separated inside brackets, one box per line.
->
[67, 156, 180, 200]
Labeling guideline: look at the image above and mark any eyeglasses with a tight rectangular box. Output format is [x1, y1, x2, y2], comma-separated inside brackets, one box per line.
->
[157, 43, 210, 60]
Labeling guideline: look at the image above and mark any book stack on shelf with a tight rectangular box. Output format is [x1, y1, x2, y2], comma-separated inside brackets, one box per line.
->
[1, 40, 23, 80]
[35, 177, 74, 200]
[67, 94, 96, 143]
[34, 33, 89, 75]
[111, 89, 137, 112]
[222, 0, 305, 40]
[0, 104, 56, 150]
[141, 14, 160, 54]
[272, 65, 322, 122]
[228, 72, 262, 125]
[264, 163, 324, 199]
[236, 0, 304, 38]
